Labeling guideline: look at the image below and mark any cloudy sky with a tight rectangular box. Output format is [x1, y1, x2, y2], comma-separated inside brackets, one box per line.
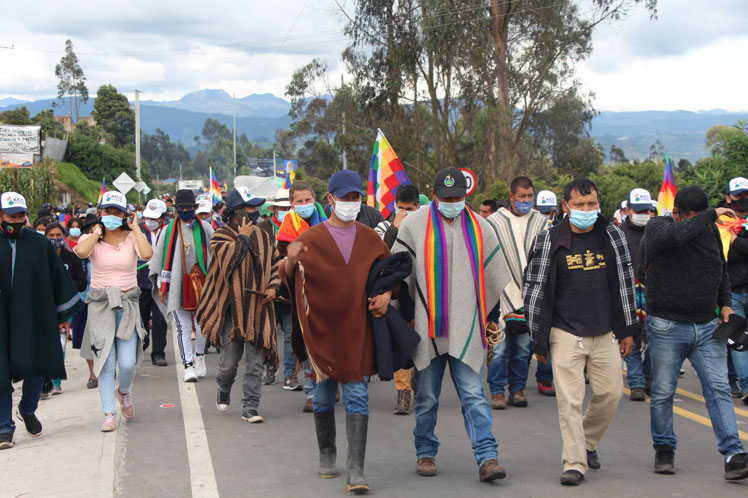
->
[1, 0, 746, 111]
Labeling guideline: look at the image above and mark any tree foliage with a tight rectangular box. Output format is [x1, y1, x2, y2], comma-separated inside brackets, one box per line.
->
[54, 39, 89, 122]
[92, 84, 135, 147]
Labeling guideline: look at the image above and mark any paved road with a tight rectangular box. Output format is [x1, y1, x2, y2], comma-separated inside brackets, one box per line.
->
[4, 338, 747, 497]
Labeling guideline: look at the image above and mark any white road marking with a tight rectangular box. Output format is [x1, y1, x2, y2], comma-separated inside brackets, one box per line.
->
[174, 336, 220, 498]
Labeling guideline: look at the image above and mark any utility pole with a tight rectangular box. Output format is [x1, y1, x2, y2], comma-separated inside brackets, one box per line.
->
[135, 89, 142, 203]
[341, 74, 348, 170]
[233, 93, 237, 179]
[273, 150, 277, 179]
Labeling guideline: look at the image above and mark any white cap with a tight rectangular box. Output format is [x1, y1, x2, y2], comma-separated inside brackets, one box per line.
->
[143, 199, 167, 219]
[729, 177, 748, 195]
[269, 188, 291, 208]
[628, 188, 652, 212]
[100, 191, 128, 211]
[536, 190, 557, 213]
[196, 200, 212, 214]
[0, 192, 28, 214]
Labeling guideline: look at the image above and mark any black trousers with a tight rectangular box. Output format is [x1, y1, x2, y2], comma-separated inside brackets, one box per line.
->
[139, 290, 167, 359]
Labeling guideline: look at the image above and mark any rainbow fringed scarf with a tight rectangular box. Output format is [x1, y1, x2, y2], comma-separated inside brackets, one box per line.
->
[424, 203, 488, 345]
[277, 202, 328, 243]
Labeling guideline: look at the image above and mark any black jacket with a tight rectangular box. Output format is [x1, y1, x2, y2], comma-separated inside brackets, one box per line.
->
[643, 209, 730, 323]
[366, 253, 420, 380]
[357, 204, 385, 229]
[728, 229, 748, 292]
[59, 247, 86, 292]
[620, 218, 646, 276]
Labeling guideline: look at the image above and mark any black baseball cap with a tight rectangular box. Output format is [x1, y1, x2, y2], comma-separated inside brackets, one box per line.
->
[433, 167, 467, 198]
[328, 170, 364, 198]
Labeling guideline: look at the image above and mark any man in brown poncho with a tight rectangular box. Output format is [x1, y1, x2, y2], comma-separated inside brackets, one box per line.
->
[282, 170, 391, 494]
[196, 188, 281, 424]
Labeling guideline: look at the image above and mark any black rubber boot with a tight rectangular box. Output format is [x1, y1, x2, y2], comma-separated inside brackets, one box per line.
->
[346, 414, 369, 494]
[314, 410, 337, 478]
[654, 445, 675, 475]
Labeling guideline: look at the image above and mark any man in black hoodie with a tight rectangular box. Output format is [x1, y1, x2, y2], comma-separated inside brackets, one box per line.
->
[643, 186, 748, 480]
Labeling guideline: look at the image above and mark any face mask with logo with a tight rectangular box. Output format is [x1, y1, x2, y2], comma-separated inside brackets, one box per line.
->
[294, 203, 316, 219]
[334, 201, 361, 222]
[630, 213, 651, 227]
[69, 227, 82, 238]
[569, 209, 599, 230]
[276, 210, 289, 222]
[437, 200, 466, 219]
[144, 220, 161, 232]
[49, 238, 65, 249]
[513, 200, 534, 216]
[1, 221, 24, 239]
[102, 215, 124, 230]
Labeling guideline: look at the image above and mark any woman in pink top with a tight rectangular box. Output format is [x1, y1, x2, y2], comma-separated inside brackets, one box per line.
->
[75, 191, 153, 432]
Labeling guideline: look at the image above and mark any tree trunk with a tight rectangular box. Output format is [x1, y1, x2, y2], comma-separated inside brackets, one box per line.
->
[491, 0, 516, 181]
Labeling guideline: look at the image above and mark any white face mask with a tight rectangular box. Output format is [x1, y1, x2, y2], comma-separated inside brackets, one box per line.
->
[334, 200, 361, 222]
[630, 213, 651, 227]
[145, 219, 161, 232]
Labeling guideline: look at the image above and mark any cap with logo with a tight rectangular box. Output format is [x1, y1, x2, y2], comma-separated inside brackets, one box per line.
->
[328, 170, 364, 198]
[628, 188, 653, 213]
[536, 190, 557, 214]
[100, 191, 128, 211]
[729, 177, 748, 196]
[196, 200, 212, 214]
[433, 167, 468, 198]
[269, 188, 292, 208]
[142, 199, 167, 219]
[0, 192, 28, 214]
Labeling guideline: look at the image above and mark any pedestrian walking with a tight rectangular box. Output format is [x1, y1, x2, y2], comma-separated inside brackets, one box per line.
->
[140, 199, 169, 366]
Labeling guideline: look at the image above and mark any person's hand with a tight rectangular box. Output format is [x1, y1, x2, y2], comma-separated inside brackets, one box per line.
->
[262, 287, 277, 304]
[59, 322, 72, 339]
[92, 223, 103, 237]
[393, 210, 409, 229]
[286, 241, 307, 268]
[128, 214, 141, 232]
[238, 216, 255, 236]
[619, 336, 634, 357]
[535, 353, 547, 364]
[368, 291, 392, 318]
[716, 207, 736, 218]
[721, 306, 734, 323]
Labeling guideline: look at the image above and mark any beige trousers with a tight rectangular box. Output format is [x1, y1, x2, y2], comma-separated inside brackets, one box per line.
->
[549, 328, 623, 473]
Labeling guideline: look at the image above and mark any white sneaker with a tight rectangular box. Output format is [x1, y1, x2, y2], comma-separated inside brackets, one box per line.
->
[183, 365, 198, 383]
[194, 355, 207, 378]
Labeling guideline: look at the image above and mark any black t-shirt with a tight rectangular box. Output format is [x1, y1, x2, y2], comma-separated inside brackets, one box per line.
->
[552, 230, 612, 337]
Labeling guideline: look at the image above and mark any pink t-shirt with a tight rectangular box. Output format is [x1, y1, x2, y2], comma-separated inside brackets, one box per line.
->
[79, 232, 141, 290]
[324, 221, 357, 264]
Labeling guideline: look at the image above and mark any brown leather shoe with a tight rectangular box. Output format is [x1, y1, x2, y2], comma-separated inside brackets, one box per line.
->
[509, 391, 528, 407]
[303, 398, 313, 413]
[491, 394, 506, 410]
[479, 459, 507, 482]
[416, 457, 438, 476]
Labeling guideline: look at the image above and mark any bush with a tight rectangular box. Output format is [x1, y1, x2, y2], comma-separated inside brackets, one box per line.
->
[66, 132, 136, 183]
[55, 161, 101, 203]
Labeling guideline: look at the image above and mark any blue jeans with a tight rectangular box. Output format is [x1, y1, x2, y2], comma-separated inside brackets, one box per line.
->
[303, 362, 316, 400]
[313, 378, 368, 414]
[0, 377, 43, 434]
[414, 354, 498, 465]
[624, 338, 650, 389]
[98, 310, 139, 414]
[488, 333, 531, 394]
[536, 355, 554, 385]
[648, 315, 745, 457]
[277, 308, 296, 379]
[729, 292, 748, 392]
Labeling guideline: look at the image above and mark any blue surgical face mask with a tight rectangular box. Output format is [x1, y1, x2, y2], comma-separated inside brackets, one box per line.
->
[513, 200, 534, 216]
[102, 215, 123, 230]
[69, 227, 81, 238]
[277, 210, 289, 222]
[294, 203, 316, 219]
[437, 200, 465, 219]
[569, 209, 599, 230]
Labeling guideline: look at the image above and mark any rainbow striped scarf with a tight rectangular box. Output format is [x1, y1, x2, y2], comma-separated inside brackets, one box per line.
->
[424, 203, 488, 346]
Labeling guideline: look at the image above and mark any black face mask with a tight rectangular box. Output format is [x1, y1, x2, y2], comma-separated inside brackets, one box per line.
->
[247, 211, 260, 223]
[1, 221, 25, 239]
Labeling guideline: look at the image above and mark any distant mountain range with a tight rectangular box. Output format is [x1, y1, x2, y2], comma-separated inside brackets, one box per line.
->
[2, 89, 747, 162]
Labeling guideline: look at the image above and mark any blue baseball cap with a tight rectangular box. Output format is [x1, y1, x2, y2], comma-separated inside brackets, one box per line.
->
[328, 170, 364, 198]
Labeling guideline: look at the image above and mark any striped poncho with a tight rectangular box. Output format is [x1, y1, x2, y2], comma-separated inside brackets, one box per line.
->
[196, 224, 282, 361]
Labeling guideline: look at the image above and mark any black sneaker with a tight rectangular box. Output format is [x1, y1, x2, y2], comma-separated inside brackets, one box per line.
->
[560, 470, 584, 486]
[629, 388, 646, 402]
[725, 453, 748, 481]
[0, 432, 14, 450]
[17, 411, 43, 438]
[654, 446, 675, 475]
[151, 356, 168, 367]
[216, 391, 230, 413]
[283, 376, 301, 391]
[241, 409, 264, 423]
[587, 450, 601, 470]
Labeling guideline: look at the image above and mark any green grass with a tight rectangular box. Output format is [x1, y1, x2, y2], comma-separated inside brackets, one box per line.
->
[55, 161, 101, 203]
